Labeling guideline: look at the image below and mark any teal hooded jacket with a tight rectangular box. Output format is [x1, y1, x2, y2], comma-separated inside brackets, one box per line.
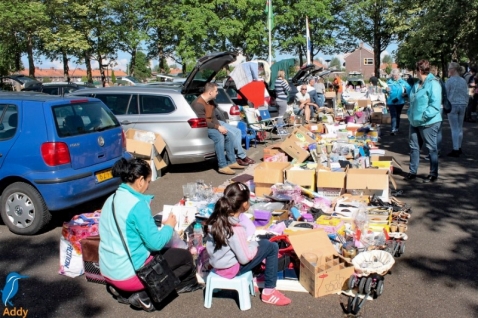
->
[407, 73, 442, 127]
[99, 183, 173, 281]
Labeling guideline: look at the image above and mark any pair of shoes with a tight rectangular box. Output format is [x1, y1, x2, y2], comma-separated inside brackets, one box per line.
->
[228, 162, 245, 169]
[390, 131, 396, 136]
[176, 283, 203, 294]
[261, 289, 291, 306]
[447, 150, 460, 157]
[243, 157, 255, 164]
[403, 173, 416, 180]
[236, 158, 249, 166]
[128, 291, 155, 312]
[218, 166, 236, 175]
[423, 175, 437, 183]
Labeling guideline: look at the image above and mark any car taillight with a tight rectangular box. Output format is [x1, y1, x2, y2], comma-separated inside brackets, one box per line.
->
[41, 142, 71, 166]
[188, 118, 207, 128]
[121, 130, 126, 149]
[230, 105, 241, 116]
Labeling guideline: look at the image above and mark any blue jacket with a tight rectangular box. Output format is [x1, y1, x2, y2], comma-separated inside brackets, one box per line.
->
[408, 73, 442, 127]
[386, 78, 411, 106]
[99, 183, 174, 281]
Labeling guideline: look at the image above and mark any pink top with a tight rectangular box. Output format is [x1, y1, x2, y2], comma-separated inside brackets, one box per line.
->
[214, 263, 240, 279]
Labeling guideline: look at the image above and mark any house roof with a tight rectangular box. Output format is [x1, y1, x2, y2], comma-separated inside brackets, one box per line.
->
[17, 68, 128, 78]
[343, 44, 374, 59]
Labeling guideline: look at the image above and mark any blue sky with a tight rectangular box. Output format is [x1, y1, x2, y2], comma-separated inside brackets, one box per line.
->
[23, 42, 398, 72]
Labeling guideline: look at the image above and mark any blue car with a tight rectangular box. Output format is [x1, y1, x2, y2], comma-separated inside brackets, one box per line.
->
[0, 92, 131, 235]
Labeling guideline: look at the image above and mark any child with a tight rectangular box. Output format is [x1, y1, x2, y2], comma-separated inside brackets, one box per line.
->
[205, 182, 291, 306]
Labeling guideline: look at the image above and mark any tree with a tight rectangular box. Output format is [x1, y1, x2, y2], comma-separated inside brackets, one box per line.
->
[385, 64, 392, 75]
[133, 51, 151, 80]
[329, 56, 342, 70]
[382, 54, 393, 64]
[111, 70, 116, 83]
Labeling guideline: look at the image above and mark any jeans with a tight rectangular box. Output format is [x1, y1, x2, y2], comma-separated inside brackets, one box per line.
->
[308, 89, 321, 106]
[388, 104, 404, 132]
[238, 239, 279, 289]
[409, 122, 440, 177]
[276, 99, 288, 117]
[317, 93, 325, 107]
[447, 104, 467, 150]
[208, 128, 236, 169]
[219, 120, 247, 159]
[437, 109, 444, 154]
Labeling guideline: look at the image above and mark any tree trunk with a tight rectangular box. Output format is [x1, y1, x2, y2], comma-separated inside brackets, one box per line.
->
[157, 44, 164, 73]
[373, 38, 381, 78]
[298, 46, 304, 67]
[85, 51, 93, 84]
[182, 61, 186, 74]
[62, 51, 70, 82]
[98, 55, 106, 87]
[27, 33, 35, 77]
[14, 51, 21, 72]
[130, 49, 136, 76]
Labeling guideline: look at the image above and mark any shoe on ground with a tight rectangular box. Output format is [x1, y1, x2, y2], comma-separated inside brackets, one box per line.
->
[459, 148, 463, 155]
[403, 173, 416, 180]
[243, 157, 255, 164]
[423, 175, 437, 183]
[447, 150, 460, 157]
[261, 289, 291, 306]
[390, 130, 397, 136]
[176, 283, 203, 294]
[236, 158, 249, 166]
[218, 166, 236, 175]
[228, 162, 245, 169]
[128, 291, 155, 312]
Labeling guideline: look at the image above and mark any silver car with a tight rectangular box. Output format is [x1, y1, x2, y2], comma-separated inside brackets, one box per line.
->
[69, 86, 216, 165]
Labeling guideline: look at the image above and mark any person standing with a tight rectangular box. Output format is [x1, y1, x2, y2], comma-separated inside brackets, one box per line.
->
[445, 62, 469, 157]
[314, 77, 326, 107]
[369, 72, 379, 87]
[333, 73, 343, 106]
[191, 83, 244, 175]
[405, 59, 442, 183]
[386, 69, 411, 135]
[274, 70, 290, 116]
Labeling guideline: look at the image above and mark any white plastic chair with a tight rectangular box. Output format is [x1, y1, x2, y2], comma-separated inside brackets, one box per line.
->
[204, 271, 255, 311]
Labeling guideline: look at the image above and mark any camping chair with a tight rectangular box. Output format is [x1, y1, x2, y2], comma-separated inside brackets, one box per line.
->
[237, 121, 257, 149]
[243, 108, 275, 143]
[257, 108, 290, 140]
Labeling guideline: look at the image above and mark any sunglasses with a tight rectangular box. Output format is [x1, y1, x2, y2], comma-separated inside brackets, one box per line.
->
[301, 88, 307, 91]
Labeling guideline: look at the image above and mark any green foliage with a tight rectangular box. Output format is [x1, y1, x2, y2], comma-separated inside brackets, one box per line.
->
[111, 70, 116, 83]
[385, 64, 392, 75]
[329, 57, 342, 70]
[382, 54, 393, 64]
[81, 76, 88, 82]
[133, 51, 151, 80]
[42, 77, 52, 83]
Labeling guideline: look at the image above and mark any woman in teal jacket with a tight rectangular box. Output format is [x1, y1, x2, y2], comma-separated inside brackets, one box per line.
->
[99, 158, 200, 311]
[405, 60, 442, 183]
[386, 69, 411, 135]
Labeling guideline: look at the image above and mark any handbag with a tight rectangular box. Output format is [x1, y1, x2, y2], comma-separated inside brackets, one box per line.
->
[443, 98, 452, 114]
[111, 194, 180, 303]
[80, 235, 107, 284]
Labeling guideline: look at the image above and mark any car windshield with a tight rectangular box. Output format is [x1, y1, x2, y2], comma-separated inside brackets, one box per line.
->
[53, 101, 120, 137]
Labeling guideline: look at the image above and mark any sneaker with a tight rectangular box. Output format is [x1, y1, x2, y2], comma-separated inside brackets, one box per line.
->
[128, 291, 155, 312]
[447, 150, 460, 157]
[459, 148, 463, 155]
[106, 285, 129, 305]
[403, 173, 417, 180]
[218, 166, 236, 175]
[261, 289, 291, 306]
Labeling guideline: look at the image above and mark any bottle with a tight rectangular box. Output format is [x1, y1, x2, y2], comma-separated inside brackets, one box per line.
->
[193, 222, 204, 247]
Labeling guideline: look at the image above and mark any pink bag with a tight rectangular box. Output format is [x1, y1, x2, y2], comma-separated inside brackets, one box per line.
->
[62, 211, 101, 254]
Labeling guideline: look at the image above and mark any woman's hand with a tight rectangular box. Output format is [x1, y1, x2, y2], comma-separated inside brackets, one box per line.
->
[163, 214, 177, 228]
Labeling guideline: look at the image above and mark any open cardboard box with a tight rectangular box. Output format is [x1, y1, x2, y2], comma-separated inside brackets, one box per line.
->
[263, 143, 285, 160]
[285, 166, 316, 190]
[254, 162, 289, 184]
[346, 168, 397, 201]
[288, 230, 354, 298]
[280, 127, 316, 163]
[316, 167, 346, 198]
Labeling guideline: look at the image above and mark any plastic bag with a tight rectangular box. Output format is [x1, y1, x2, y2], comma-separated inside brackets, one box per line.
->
[164, 231, 187, 249]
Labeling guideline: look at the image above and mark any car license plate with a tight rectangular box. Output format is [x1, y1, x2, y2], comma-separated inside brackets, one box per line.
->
[96, 169, 113, 183]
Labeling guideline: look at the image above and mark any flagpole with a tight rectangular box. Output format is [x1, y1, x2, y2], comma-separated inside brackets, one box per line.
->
[306, 16, 311, 65]
[268, 1, 272, 65]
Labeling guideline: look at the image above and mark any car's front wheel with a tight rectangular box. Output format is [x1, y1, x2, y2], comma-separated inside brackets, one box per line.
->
[0, 182, 51, 235]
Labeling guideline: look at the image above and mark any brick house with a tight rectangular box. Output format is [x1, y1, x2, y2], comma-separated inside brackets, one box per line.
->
[343, 44, 375, 79]
[18, 67, 127, 82]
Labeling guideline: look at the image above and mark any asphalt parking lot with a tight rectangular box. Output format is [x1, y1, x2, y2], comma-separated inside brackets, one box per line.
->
[1, 111, 477, 318]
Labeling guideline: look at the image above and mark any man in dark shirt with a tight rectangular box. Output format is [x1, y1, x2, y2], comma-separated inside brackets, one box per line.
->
[369, 72, 378, 87]
[191, 82, 244, 175]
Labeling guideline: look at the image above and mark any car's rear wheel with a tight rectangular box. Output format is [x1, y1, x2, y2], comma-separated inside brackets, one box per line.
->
[161, 149, 170, 171]
[0, 182, 51, 235]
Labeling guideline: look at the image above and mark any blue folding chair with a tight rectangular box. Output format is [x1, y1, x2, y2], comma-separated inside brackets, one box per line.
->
[237, 121, 257, 149]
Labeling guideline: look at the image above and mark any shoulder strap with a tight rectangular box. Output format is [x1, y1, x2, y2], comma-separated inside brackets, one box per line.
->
[111, 194, 136, 270]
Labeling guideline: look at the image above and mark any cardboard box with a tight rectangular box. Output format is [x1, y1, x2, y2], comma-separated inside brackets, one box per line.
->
[357, 99, 370, 107]
[271, 210, 290, 222]
[325, 91, 336, 99]
[288, 230, 354, 298]
[280, 126, 316, 163]
[370, 112, 382, 124]
[285, 167, 316, 189]
[254, 183, 273, 197]
[125, 129, 166, 158]
[254, 162, 289, 184]
[346, 169, 397, 201]
[263, 143, 284, 160]
[316, 168, 346, 190]
[381, 113, 391, 124]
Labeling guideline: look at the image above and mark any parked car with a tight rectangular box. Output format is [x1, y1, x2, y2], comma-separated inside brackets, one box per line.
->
[0, 92, 131, 235]
[69, 86, 216, 165]
[288, 65, 338, 104]
[345, 72, 366, 90]
[0, 75, 43, 92]
[40, 82, 95, 96]
[116, 76, 143, 86]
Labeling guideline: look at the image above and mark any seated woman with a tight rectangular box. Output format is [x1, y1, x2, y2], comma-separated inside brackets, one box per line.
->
[205, 182, 292, 306]
[99, 158, 201, 312]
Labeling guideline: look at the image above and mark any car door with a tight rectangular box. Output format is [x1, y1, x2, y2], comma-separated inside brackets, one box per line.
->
[0, 103, 20, 169]
[93, 93, 139, 130]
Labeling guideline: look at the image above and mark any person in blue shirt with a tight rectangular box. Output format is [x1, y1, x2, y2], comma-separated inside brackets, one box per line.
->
[99, 158, 201, 311]
[385, 69, 411, 135]
[404, 60, 442, 183]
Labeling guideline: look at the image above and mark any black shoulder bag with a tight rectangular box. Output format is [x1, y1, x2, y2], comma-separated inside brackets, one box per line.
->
[111, 194, 180, 303]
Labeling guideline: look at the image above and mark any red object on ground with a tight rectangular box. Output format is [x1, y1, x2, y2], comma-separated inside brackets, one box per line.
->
[239, 81, 267, 108]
